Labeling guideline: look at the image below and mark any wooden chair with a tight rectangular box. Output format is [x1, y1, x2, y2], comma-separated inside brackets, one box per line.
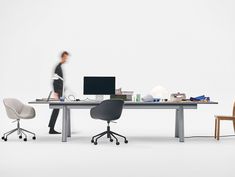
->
[214, 102, 235, 140]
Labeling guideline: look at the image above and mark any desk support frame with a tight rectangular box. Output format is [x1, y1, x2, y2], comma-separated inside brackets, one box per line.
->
[67, 109, 71, 138]
[175, 109, 179, 138]
[49, 103, 197, 142]
[62, 106, 68, 142]
[178, 106, 184, 142]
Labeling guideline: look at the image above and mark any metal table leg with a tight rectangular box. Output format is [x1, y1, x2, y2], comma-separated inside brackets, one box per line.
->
[62, 106, 68, 142]
[178, 106, 185, 142]
[175, 109, 179, 138]
[67, 109, 71, 137]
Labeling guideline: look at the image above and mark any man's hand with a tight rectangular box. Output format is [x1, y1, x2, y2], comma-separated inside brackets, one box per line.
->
[53, 92, 59, 100]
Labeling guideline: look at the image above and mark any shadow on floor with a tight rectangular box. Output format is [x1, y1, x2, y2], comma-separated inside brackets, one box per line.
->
[34, 134, 183, 144]
[3, 132, 235, 144]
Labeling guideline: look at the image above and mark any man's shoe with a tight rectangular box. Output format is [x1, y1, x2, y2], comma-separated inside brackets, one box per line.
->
[49, 129, 61, 134]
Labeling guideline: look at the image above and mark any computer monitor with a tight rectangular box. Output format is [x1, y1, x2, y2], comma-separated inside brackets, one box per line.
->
[83, 76, 115, 95]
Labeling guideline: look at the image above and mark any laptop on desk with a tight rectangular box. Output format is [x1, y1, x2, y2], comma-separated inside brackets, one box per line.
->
[35, 91, 58, 102]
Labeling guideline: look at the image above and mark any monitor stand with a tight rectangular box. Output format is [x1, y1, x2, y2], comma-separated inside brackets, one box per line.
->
[96, 95, 104, 101]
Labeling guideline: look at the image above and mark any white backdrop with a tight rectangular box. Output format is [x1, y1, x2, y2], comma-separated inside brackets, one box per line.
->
[1, 1, 235, 177]
[0, 0, 235, 141]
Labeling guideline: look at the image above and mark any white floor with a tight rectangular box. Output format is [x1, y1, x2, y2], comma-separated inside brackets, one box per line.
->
[1, 132, 235, 177]
[0, 109, 235, 177]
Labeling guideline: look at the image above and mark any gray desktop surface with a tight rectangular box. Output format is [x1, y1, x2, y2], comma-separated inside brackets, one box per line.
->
[29, 100, 218, 110]
[29, 100, 218, 105]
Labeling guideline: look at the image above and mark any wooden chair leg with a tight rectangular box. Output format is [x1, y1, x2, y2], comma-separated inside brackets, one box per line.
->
[214, 118, 217, 139]
[233, 120, 235, 133]
[217, 119, 220, 140]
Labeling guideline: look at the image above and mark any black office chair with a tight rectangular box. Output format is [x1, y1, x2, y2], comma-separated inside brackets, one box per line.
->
[90, 99, 128, 145]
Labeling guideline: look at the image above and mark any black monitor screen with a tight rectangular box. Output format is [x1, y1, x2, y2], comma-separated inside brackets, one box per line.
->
[83, 77, 115, 95]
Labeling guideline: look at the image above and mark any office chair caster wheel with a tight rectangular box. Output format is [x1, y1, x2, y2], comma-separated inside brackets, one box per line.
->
[19, 136, 22, 139]
[2, 136, 5, 140]
[23, 138, 27, 141]
[32, 136, 36, 140]
[124, 140, 128, 144]
[94, 142, 98, 145]
[4, 138, 7, 141]
[91, 139, 94, 143]
[110, 139, 113, 142]
[116, 142, 120, 145]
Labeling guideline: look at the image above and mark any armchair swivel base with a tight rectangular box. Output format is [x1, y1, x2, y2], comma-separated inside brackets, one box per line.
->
[2, 119, 36, 142]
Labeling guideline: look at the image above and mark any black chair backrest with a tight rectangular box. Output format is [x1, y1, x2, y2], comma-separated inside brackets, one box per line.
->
[90, 99, 124, 121]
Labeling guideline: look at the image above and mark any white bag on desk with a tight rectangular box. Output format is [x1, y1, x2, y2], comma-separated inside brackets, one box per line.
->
[142, 94, 154, 102]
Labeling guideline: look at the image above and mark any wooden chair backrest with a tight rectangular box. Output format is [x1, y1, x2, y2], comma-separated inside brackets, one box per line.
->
[233, 102, 235, 117]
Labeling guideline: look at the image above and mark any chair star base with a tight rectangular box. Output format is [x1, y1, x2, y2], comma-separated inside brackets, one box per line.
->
[91, 124, 128, 145]
[2, 120, 36, 142]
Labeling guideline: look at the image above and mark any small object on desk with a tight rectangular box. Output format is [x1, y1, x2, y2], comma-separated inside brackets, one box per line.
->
[142, 94, 160, 102]
[67, 95, 80, 101]
[190, 95, 210, 102]
[112, 88, 134, 101]
[136, 94, 141, 102]
[115, 88, 134, 96]
[110, 94, 132, 101]
[132, 95, 135, 102]
[181, 99, 191, 102]
[60, 96, 65, 102]
[115, 88, 122, 95]
[170, 92, 186, 102]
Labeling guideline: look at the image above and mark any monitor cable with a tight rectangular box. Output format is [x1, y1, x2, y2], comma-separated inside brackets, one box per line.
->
[185, 135, 235, 138]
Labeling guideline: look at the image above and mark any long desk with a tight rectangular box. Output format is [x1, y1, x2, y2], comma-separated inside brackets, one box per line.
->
[29, 101, 218, 142]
